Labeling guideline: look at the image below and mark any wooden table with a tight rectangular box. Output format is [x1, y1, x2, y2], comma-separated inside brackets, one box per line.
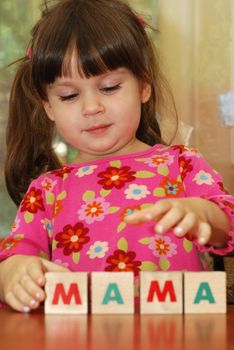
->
[1, 306, 234, 350]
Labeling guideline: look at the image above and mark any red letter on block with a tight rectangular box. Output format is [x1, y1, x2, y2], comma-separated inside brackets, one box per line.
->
[147, 281, 177, 302]
[52, 283, 82, 305]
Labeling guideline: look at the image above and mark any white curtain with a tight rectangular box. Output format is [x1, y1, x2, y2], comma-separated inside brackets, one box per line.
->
[157, 0, 234, 193]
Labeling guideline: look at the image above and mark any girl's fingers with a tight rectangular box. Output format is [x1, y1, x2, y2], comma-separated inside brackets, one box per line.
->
[9, 258, 70, 312]
[154, 206, 185, 234]
[173, 212, 197, 237]
[124, 200, 173, 224]
[27, 260, 46, 287]
[196, 222, 212, 245]
[41, 259, 70, 273]
[14, 283, 39, 309]
[5, 290, 31, 313]
[20, 274, 45, 303]
[124, 198, 212, 245]
[6, 284, 39, 313]
[27, 258, 69, 287]
[174, 220, 211, 245]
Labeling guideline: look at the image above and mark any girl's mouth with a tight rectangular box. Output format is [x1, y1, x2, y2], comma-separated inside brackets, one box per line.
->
[86, 124, 111, 135]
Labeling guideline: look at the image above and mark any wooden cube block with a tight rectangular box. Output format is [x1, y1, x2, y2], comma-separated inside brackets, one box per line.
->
[45, 272, 88, 314]
[184, 272, 226, 314]
[91, 272, 134, 314]
[140, 272, 183, 314]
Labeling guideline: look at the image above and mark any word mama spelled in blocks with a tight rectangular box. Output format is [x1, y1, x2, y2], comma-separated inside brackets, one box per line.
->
[44, 271, 226, 315]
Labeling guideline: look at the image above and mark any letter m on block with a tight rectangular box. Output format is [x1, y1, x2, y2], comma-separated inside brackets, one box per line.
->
[147, 281, 177, 302]
[52, 283, 82, 305]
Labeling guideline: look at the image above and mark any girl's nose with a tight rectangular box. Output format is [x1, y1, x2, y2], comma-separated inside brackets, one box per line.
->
[81, 92, 105, 116]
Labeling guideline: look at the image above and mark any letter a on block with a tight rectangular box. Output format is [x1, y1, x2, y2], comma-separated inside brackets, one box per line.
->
[102, 283, 124, 304]
[193, 282, 215, 304]
[91, 272, 134, 314]
[45, 272, 88, 314]
[140, 272, 183, 314]
[184, 272, 226, 314]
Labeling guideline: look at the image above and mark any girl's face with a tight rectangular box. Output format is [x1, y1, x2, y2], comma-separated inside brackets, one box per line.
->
[43, 55, 151, 162]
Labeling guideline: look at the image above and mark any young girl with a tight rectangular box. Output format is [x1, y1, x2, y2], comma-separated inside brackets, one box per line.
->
[0, 0, 234, 313]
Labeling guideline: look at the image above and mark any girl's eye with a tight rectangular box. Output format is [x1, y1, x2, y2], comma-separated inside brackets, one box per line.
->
[59, 93, 78, 101]
[100, 84, 121, 94]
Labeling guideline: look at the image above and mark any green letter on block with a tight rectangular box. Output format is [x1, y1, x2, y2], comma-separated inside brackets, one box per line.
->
[193, 282, 215, 304]
[102, 283, 124, 304]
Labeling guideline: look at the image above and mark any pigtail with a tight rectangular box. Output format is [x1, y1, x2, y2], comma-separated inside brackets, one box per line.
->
[5, 58, 61, 206]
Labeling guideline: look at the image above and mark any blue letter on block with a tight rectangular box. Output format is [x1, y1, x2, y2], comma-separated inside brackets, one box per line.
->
[193, 282, 215, 304]
[102, 283, 124, 304]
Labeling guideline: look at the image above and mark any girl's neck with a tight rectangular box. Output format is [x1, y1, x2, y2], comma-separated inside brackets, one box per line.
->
[73, 139, 151, 164]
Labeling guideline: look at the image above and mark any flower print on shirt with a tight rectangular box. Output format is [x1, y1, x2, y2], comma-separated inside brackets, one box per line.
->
[41, 218, 53, 237]
[51, 166, 74, 180]
[87, 241, 109, 259]
[97, 166, 136, 190]
[105, 249, 141, 276]
[51, 199, 63, 218]
[144, 152, 174, 168]
[78, 196, 110, 224]
[124, 184, 150, 200]
[1, 236, 23, 252]
[192, 170, 214, 185]
[20, 187, 45, 214]
[148, 234, 177, 258]
[172, 145, 199, 157]
[76, 165, 97, 177]
[183, 148, 201, 158]
[179, 156, 193, 180]
[55, 222, 90, 256]
[41, 177, 57, 192]
[120, 205, 142, 221]
[118, 205, 141, 234]
[160, 177, 184, 197]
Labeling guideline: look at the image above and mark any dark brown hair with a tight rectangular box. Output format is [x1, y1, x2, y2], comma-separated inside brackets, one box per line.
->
[5, 0, 177, 206]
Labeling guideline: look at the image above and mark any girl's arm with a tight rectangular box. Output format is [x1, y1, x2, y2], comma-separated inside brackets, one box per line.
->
[0, 176, 69, 312]
[125, 146, 234, 253]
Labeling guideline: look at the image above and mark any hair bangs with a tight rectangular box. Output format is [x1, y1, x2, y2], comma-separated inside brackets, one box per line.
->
[32, 0, 146, 98]
[74, 15, 145, 79]
[61, 30, 145, 80]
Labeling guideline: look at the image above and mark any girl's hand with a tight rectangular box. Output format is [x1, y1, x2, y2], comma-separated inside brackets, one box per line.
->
[0, 255, 70, 313]
[124, 198, 212, 245]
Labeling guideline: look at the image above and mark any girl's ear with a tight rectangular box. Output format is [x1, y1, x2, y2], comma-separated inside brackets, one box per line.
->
[42, 100, 55, 121]
[140, 81, 152, 103]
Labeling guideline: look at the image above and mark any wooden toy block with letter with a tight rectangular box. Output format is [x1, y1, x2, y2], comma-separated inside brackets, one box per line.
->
[184, 272, 226, 314]
[91, 272, 134, 314]
[140, 271, 183, 314]
[45, 272, 88, 314]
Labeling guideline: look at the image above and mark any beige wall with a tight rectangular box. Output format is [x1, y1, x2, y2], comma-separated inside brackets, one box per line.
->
[158, 0, 234, 193]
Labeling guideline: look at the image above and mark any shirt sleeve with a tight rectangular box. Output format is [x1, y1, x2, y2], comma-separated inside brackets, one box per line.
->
[0, 178, 52, 262]
[180, 148, 234, 255]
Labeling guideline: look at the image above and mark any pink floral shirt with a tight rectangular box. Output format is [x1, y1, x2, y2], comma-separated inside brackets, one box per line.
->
[1, 144, 234, 275]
